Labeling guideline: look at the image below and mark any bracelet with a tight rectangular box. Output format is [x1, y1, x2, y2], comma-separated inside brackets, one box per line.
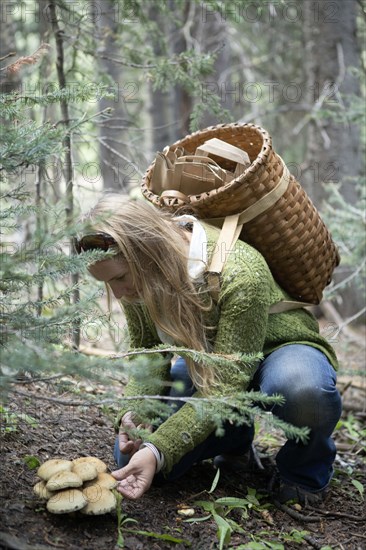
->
[140, 442, 165, 473]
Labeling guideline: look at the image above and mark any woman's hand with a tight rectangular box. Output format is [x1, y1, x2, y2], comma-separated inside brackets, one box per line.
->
[118, 411, 152, 455]
[112, 447, 156, 499]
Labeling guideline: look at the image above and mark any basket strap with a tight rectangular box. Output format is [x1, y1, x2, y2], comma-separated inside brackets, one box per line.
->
[268, 300, 313, 313]
[206, 213, 242, 302]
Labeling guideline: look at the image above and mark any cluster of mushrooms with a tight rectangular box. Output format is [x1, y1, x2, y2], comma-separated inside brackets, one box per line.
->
[33, 457, 118, 515]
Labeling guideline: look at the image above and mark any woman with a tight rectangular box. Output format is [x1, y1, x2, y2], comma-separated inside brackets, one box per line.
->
[76, 194, 342, 504]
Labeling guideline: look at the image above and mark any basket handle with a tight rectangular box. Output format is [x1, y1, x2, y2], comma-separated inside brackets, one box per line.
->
[196, 138, 251, 168]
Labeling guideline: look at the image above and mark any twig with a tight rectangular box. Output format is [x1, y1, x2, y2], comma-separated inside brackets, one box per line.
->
[0, 44, 50, 74]
[339, 380, 353, 395]
[320, 300, 366, 346]
[339, 306, 366, 332]
[92, 53, 157, 69]
[12, 374, 64, 385]
[308, 508, 366, 521]
[0, 52, 16, 62]
[272, 500, 321, 523]
[79, 345, 117, 357]
[97, 137, 143, 175]
[43, 533, 65, 548]
[350, 532, 366, 539]
[330, 258, 366, 292]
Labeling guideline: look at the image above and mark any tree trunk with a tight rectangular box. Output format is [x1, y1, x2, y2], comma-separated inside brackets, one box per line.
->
[171, 0, 194, 139]
[147, 5, 175, 154]
[302, 0, 362, 203]
[302, 0, 363, 318]
[195, 9, 233, 128]
[96, 0, 134, 191]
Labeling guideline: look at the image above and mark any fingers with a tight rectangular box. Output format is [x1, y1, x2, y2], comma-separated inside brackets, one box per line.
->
[121, 411, 136, 429]
[111, 465, 129, 481]
[111, 466, 143, 499]
[119, 416, 148, 454]
[112, 448, 157, 500]
[116, 474, 144, 500]
[119, 434, 143, 454]
[119, 412, 136, 453]
[119, 439, 134, 454]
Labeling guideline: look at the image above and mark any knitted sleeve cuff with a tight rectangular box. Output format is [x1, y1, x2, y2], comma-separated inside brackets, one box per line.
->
[140, 442, 165, 473]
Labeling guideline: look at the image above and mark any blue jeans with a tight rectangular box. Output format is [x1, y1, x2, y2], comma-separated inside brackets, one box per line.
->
[114, 344, 342, 492]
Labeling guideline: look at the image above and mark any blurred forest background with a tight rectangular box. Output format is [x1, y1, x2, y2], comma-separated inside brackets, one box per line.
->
[0, 0, 365, 386]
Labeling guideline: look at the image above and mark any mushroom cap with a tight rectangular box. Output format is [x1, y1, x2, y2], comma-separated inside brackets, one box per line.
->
[47, 489, 87, 514]
[81, 486, 116, 515]
[33, 480, 54, 500]
[71, 462, 98, 482]
[37, 459, 73, 481]
[83, 472, 117, 490]
[46, 470, 83, 491]
[72, 456, 107, 473]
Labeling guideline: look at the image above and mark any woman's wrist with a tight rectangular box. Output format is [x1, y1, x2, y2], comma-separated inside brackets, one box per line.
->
[139, 442, 165, 473]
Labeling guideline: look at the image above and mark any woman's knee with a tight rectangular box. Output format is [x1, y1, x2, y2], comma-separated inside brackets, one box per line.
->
[278, 383, 342, 430]
[255, 345, 342, 430]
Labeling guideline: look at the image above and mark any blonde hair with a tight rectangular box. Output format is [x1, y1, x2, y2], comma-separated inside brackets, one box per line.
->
[84, 194, 216, 393]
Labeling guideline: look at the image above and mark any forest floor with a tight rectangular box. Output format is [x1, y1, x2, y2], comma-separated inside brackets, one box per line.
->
[1, 318, 365, 550]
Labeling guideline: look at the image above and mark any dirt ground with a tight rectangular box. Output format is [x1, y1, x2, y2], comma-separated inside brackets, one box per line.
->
[1, 321, 365, 550]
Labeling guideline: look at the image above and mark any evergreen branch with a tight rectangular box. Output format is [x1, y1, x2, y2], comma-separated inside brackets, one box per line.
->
[12, 374, 65, 384]
[95, 54, 157, 69]
[8, 389, 309, 443]
[0, 87, 115, 106]
[112, 345, 261, 369]
[7, 390, 279, 408]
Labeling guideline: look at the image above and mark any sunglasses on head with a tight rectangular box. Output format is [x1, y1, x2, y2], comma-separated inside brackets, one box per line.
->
[73, 232, 117, 254]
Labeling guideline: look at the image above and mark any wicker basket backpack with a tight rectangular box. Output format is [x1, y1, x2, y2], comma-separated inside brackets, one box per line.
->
[141, 122, 340, 306]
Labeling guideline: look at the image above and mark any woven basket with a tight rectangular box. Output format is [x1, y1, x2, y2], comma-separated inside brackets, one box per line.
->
[141, 122, 340, 304]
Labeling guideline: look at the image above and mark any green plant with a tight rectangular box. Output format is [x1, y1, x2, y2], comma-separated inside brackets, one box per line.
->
[188, 474, 266, 550]
[113, 490, 190, 548]
[234, 528, 310, 549]
[351, 479, 364, 501]
[0, 405, 38, 433]
[23, 455, 41, 470]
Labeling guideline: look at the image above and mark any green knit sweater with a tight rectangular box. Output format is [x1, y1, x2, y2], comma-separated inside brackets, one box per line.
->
[118, 223, 338, 475]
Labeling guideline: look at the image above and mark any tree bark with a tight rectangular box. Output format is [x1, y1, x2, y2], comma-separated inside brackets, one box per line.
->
[301, 0, 363, 318]
[96, 0, 134, 191]
[302, 0, 362, 203]
[147, 5, 175, 154]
